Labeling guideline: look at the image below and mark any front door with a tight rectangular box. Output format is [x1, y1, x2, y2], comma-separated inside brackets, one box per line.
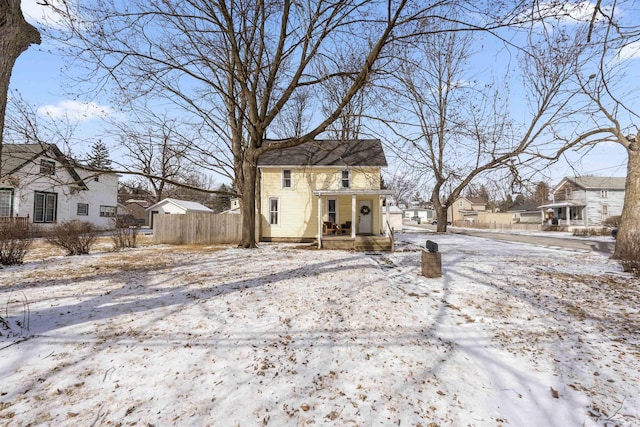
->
[358, 200, 372, 234]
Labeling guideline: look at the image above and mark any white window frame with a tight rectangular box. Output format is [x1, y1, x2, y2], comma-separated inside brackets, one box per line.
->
[341, 170, 350, 189]
[77, 203, 89, 216]
[602, 204, 608, 220]
[282, 169, 292, 189]
[268, 197, 279, 225]
[0, 188, 13, 217]
[600, 190, 608, 198]
[34, 191, 57, 223]
[99, 205, 117, 217]
[327, 198, 338, 223]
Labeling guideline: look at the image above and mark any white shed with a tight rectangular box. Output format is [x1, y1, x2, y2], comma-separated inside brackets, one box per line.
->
[388, 205, 404, 232]
[147, 198, 213, 228]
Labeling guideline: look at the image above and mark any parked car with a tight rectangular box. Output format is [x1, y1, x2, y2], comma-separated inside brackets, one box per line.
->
[612, 227, 618, 239]
[431, 220, 452, 226]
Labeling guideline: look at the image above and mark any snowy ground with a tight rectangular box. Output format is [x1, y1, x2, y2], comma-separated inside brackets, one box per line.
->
[1, 232, 638, 426]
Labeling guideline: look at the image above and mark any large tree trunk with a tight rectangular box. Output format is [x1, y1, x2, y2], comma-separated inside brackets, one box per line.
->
[239, 158, 258, 248]
[431, 190, 448, 233]
[0, 0, 41, 171]
[613, 145, 640, 261]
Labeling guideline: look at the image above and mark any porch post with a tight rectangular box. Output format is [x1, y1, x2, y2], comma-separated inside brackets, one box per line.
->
[351, 194, 356, 238]
[385, 197, 390, 236]
[567, 207, 571, 226]
[317, 196, 322, 249]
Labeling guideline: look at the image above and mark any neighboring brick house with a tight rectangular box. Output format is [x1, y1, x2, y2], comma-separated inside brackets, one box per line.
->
[539, 176, 626, 227]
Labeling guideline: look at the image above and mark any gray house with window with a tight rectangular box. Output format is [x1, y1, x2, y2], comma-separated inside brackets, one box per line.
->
[539, 176, 626, 227]
[0, 144, 118, 229]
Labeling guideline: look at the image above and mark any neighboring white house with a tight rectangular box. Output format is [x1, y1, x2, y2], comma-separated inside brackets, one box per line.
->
[539, 176, 626, 227]
[0, 143, 119, 229]
[146, 198, 213, 228]
[403, 208, 433, 223]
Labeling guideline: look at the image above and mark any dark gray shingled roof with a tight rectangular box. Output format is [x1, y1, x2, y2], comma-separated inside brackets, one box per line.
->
[564, 176, 626, 190]
[258, 139, 387, 167]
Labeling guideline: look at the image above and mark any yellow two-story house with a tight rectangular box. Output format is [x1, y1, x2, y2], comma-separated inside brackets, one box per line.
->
[257, 139, 393, 249]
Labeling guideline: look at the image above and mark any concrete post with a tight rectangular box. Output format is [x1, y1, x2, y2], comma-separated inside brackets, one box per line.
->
[421, 250, 442, 278]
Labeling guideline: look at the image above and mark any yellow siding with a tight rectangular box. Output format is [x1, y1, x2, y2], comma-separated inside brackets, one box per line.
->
[260, 167, 383, 239]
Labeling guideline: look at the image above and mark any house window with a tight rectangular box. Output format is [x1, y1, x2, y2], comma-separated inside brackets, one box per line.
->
[327, 198, 337, 223]
[341, 170, 350, 188]
[99, 205, 116, 217]
[39, 159, 56, 176]
[77, 203, 89, 216]
[268, 197, 279, 225]
[34, 191, 57, 223]
[602, 204, 608, 219]
[0, 188, 13, 217]
[458, 200, 463, 208]
[565, 187, 572, 198]
[601, 190, 608, 198]
[282, 169, 292, 188]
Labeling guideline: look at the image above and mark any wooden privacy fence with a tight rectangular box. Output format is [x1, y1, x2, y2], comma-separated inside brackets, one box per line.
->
[153, 213, 242, 245]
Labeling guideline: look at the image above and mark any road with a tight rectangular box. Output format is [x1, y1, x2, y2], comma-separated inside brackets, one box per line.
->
[408, 224, 617, 254]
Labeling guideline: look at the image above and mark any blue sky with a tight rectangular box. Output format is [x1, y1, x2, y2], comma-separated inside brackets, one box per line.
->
[9, 0, 637, 186]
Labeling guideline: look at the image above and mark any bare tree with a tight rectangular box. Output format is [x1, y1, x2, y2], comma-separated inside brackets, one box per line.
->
[111, 108, 195, 203]
[573, 3, 640, 263]
[386, 17, 587, 231]
[44, 0, 520, 247]
[0, 0, 41, 174]
[384, 168, 416, 208]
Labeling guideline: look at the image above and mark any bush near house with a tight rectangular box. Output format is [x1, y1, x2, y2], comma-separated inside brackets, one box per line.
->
[0, 222, 34, 266]
[572, 228, 611, 237]
[111, 218, 139, 251]
[603, 215, 621, 227]
[46, 221, 99, 256]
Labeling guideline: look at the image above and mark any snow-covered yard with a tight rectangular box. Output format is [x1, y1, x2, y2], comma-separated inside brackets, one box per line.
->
[1, 232, 638, 426]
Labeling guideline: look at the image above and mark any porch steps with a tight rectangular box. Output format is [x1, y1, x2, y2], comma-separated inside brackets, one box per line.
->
[354, 236, 392, 252]
[321, 235, 393, 252]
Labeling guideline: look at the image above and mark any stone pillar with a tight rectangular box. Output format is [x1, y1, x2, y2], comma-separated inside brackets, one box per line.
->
[421, 250, 442, 278]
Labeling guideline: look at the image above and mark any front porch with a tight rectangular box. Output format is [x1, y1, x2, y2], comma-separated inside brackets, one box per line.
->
[539, 201, 586, 227]
[313, 188, 394, 250]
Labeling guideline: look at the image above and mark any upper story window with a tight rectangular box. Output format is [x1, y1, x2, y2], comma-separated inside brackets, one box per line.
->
[458, 200, 464, 208]
[40, 159, 56, 176]
[282, 169, 292, 188]
[601, 190, 608, 198]
[341, 170, 350, 188]
[565, 187, 572, 198]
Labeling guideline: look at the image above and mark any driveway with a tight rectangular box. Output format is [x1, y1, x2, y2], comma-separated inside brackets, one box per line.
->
[404, 222, 616, 254]
[450, 228, 616, 254]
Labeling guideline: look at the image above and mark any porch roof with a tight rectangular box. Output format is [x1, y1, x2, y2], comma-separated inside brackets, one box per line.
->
[312, 189, 394, 197]
[538, 201, 585, 209]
